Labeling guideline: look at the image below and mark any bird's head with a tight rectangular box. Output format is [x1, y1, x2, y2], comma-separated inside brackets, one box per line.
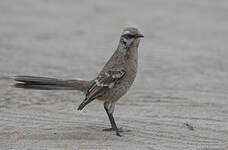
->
[120, 27, 144, 47]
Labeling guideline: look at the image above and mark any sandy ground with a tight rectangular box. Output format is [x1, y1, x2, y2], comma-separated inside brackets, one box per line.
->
[0, 0, 228, 149]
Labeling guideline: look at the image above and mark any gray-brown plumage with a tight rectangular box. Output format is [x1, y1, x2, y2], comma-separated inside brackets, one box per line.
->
[13, 27, 144, 136]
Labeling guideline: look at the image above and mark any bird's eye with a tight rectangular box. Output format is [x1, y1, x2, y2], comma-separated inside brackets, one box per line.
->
[122, 34, 135, 39]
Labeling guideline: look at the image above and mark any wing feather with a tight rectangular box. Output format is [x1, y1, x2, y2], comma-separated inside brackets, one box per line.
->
[77, 69, 125, 110]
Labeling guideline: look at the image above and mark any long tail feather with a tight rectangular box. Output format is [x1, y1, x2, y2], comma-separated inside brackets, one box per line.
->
[13, 75, 90, 91]
[14, 83, 75, 90]
[13, 75, 66, 84]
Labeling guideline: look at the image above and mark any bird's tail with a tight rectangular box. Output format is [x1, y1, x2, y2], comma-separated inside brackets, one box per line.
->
[12, 75, 90, 92]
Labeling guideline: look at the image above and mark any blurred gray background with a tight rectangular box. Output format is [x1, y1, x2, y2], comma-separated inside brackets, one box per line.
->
[0, 0, 228, 150]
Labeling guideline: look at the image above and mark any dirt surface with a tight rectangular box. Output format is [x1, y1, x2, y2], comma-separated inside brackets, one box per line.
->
[0, 0, 228, 149]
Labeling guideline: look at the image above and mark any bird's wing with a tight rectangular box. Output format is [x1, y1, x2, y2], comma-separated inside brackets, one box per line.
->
[77, 69, 125, 110]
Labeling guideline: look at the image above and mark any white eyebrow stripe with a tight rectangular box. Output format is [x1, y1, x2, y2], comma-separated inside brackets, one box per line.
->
[122, 31, 130, 35]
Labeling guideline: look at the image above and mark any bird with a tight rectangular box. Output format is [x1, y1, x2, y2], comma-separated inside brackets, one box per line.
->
[12, 27, 144, 136]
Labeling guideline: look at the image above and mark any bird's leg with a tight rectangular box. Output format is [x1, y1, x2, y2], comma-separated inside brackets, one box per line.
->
[103, 101, 122, 136]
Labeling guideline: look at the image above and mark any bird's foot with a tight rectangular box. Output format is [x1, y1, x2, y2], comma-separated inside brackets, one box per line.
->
[103, 127, 124, 136]
[103, 127, 123, 132]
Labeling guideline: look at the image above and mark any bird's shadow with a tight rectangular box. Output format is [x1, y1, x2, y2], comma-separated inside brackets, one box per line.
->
[20, 125, 132, 141]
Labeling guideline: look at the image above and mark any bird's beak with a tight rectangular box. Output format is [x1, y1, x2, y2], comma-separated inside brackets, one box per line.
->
[136, 33, 144, 38]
